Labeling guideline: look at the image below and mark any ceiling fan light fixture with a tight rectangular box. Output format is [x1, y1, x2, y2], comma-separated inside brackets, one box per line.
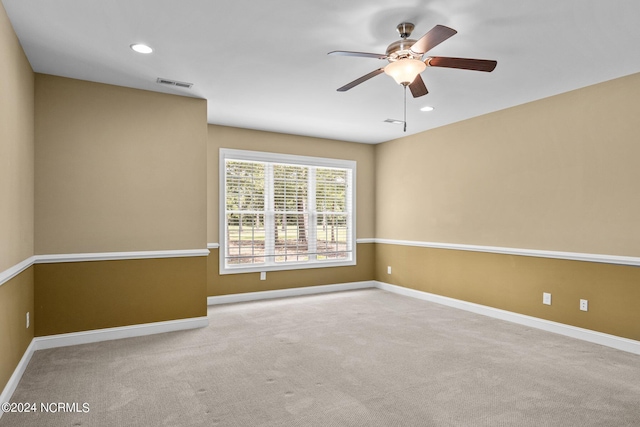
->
[384, 59, 426, 85]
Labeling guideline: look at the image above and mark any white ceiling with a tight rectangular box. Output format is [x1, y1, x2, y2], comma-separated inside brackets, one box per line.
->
[3, 0, 640, 144]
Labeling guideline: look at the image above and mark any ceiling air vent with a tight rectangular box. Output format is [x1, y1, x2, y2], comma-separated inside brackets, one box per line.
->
[156, 78, 193, 89]
[384, 119, 405, 125]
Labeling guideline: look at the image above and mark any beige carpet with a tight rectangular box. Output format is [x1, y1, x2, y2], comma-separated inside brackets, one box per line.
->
[2, 289, 639, 426]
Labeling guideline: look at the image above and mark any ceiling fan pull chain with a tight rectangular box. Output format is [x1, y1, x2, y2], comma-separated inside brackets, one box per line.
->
[403, 84, 407, 132]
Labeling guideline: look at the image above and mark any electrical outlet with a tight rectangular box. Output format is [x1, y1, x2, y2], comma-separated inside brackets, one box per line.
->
[260, 271, 266, 281]
[387, 266, 392, 275]
[543, 292, 552, 305]
[580, 299, 588, 311]
[26, 312, 30, 328]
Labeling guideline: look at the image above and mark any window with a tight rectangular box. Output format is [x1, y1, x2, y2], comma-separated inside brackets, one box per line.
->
[220, 149, 356, 274]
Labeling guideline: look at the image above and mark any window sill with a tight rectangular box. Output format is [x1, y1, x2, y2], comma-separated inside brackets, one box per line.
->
[219, 258, 356, 275]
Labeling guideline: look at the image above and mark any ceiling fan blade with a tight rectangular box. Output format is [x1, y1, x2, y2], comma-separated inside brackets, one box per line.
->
[337, 68, 385, 92]
[410, 25, 457, 55]
[328, 51, 388, 59]
[426, 56, 497, 72]
[409, 74, 428, 98]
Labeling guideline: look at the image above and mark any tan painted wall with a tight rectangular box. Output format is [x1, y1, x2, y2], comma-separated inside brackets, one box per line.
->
[376, 72, 640, 258]
[31, 75, 210, 336]
[207, 125, 375, 243]
[34, 257, 206, 336]
[0, 2, 35, 397]
[0, 269, 34, 398]
[34, 75, 208, 254]
[375, 244, 640, 341]
[374, 72, 640, 342]
[0, 2, 34, 270]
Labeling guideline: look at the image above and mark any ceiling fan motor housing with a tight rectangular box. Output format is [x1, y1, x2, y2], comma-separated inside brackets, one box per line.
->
[385, 39, 420, 61]
[386, 22, 423, 62]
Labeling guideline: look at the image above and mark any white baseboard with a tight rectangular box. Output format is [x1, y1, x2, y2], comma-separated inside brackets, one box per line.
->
[207, 280, 640, 355]
[207, 281, 376, 305]
[3, 280, 638, 420]
[375, 281, 640, 355]
[34, 316, 209, 350]
[0, 316, 208, 417]
[0, 340, 36, 418]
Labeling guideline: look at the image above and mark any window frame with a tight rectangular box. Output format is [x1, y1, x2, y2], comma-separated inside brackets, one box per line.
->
[219, 148, 356, 275]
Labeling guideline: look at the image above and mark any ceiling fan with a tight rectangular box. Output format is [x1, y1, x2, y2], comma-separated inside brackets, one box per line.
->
[329, 22, 497, 98]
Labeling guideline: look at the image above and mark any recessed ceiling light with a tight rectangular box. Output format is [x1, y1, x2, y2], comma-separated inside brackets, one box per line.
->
[420, 106, 434, 112]
[130, 44, 153, 54]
